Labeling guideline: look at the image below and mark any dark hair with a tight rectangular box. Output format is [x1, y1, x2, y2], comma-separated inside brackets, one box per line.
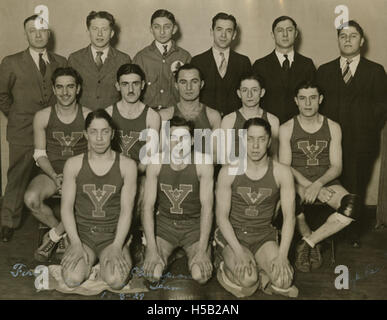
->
[169, 116, 195, 137]
[151, 9, 176, 25]
[239, 72, 265, 89]
[243, 117, 272, 138]
[337, 20, 364, 38]
[212, 12, 237, 30]
[86, 11, 115, 29]
[24, 14, 40, 28]
[84, 109, 121, 152]
[294, 80, 322, 97]
[272, 16, 297, 32]
[51, 67, 83, 87]
[174, 63, 203, 82]
[116, 63, 146, 82]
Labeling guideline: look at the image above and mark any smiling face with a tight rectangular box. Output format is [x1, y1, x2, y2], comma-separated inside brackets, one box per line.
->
[246, 125, 271, 162]
[237, 79, 265, 108]
[88, 17, 114, 50]
[24, 19, 50, 51]
[211, 19, 236, 51]
[53, 75, 80, 107]
[272, 19, 297, 51]
[338, 26, 364, 59]
[294, 87, 323, 118]
[150, 17, 177, 44]
[85, 118, 114, 154]
[116, 73, 145, 104]
[175, 68, 203, 102]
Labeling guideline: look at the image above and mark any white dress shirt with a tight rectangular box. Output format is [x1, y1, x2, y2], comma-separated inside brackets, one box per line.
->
[29, 48, 49, 71]
[91, 46, 110, 64]
[212, 47, 230, 69]
[340, 54, 361, 76]
[275, 50, 295, 68]
[155, 40, 172, 55]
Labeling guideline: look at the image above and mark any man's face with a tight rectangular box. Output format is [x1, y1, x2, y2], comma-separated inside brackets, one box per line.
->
[116, 73, 145, 104]
[246, 125, 270, 162]
[85, 118, 113, 154]
[150, 17, 177, 44]
[338, 26, 364, 58]
[272, 19, 297, 50]
[53, 75, 80, 107]
[175, 69, 203, 102]
[237, 79, 265, 108]
[211, 19, 236, 51]
[88, 18, 114, 49]
[24, 20, 50, 50]
[170, 125, 192, 161]
[294, 88, 323, 118]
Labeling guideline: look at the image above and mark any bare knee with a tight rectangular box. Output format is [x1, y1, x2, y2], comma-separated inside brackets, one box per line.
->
[239, 270, 258, 288]
[191, 264, 211, 285]
[271, 273, 293, 290]
[24, 191, 41, 212]
[62, 268, 88, 288]
[103, 269, 130, 290]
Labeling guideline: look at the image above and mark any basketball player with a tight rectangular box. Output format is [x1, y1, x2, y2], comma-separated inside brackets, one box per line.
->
[24, 67, 90, 262]
[221, 72, 280, 160]
[142, 116, 214, 284]
[279, 81, 358, 272]
[215, 117, 298, 298]
[61, 109, 137, 290]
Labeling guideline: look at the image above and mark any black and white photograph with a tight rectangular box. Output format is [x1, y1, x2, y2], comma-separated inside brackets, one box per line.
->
[0, 0, 386, 306]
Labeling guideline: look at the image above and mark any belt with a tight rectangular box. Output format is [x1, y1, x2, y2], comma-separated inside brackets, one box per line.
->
[78, 224, 116, 234]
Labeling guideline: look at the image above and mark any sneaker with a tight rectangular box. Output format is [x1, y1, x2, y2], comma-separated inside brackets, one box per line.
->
[34, 232, 58, 262]
[310, 244, 323, 270]
[295, 240, 311, 273]
[55, 236, 68, 258]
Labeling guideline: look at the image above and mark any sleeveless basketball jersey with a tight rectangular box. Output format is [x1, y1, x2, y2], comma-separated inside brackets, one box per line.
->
[232, 109, 268, 157]
[173, 104, 212, 154]
[75, 152, 123, 229]
[290, 116, 331, 182]
[112, 103, 149, 162]
[46, 105, 87, 172]
[230, 158, 279, 229]
[157, 160, 201, 220]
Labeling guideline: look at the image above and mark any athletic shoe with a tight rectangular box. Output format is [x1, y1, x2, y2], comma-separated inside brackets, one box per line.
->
[55, 235, 68, 258]
[310, 244, 323, 270]
[295, 240, 311, 273]
[34, 232, 58, 262]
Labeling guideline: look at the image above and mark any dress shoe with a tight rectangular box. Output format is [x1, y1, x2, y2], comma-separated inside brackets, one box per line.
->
[1, 226, 14, 242]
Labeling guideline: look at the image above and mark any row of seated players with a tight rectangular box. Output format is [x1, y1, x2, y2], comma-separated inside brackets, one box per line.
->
[24, 64, 358, 298]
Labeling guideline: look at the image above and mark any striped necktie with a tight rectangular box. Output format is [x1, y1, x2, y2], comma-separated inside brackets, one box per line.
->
[218, 52, 227, 78]
[342, 59, 353, 85]
[162, 45, 168, 57]
[282, 54, 290, 71]
[39, 53, 46, 76]
[95, 51, 103, 70]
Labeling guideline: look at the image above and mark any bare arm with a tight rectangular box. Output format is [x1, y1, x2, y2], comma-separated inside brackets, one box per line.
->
[113, 156, 137, 248]
[268, 113, 280, 161]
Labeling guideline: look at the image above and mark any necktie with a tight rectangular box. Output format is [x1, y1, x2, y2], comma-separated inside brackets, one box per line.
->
[342, 59, 353, 84]
[282, 54, 290, 71]
[95, 51, 103, 70]
[39, 53, 46, 77]
[162, 45, 168, 57]
[218, 52, 227, 78]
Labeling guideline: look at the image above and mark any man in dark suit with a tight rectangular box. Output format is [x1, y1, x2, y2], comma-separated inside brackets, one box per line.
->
[191, 12, 251, 117]
[68, 11, 131, 110]
[317, 20, 387, 247]
[252, 16, 316, 124]
[0, 14, 67, 241]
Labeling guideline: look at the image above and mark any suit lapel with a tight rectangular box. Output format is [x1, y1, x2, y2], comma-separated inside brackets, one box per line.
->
[22, 49, 44, 98]
[99, 47, 116, 79]
[269, 50, 288, 88]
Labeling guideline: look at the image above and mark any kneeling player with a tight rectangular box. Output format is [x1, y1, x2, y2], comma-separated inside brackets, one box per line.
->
[216, 118, 298, 298]
[279, 81, 357, 272]
[61, 109, 137, 289]
[142, 116, 214, 284]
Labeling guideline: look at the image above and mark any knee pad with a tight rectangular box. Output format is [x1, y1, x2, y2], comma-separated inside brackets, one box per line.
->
[338, 194, 360, 221]
[295, 194, 304, 217]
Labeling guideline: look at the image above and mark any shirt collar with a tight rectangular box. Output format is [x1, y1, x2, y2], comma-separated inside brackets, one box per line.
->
[29, 47, 49, 64]
[275, 50, 294, 66]
[90, 45, 110, 62]
[340, 54, 361, 75]
[155, 40, 172, 55]
[212, 47, 230, 66]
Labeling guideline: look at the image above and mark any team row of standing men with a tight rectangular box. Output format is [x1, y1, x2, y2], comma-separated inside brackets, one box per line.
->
[0, 9, 386, 297]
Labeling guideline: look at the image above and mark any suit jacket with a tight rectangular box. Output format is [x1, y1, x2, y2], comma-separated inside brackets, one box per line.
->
[252, 50, 316, 124]
[317, 57, 387, 154]
[0, 49, 67, 145]
[68, 45, 131, 110]
[191, 48, 251, 116]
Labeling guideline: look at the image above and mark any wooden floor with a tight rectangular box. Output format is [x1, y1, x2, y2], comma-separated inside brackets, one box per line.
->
[1, 208, 386, 300]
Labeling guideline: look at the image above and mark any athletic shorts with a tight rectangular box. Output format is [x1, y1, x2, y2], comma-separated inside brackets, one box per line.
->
[155, 213, 200, 249]
[77, 224, 116, 256]
[214, 225, 278, 256]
